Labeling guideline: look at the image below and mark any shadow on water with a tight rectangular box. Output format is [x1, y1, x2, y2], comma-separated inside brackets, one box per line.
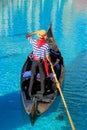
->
[0, 84, 64, 130]
[0, 91, 30, 130]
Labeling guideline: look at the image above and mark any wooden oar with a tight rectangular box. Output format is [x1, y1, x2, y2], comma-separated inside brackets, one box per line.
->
[50, 62, 76, 130]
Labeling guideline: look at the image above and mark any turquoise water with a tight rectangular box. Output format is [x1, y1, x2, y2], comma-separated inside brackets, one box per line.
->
[0, 0, 87, 130]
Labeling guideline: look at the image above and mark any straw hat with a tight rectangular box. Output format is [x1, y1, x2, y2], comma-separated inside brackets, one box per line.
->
[37, 30, 47, 39]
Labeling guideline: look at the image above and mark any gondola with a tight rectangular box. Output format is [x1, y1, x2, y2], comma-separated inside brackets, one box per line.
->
[20, 24, 65, 125]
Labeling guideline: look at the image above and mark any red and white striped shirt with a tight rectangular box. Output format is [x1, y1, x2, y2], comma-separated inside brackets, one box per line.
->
[28, 37, 50, 59]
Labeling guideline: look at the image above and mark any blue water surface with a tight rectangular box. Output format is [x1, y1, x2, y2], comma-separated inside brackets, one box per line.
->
[0, 0, 87, 130]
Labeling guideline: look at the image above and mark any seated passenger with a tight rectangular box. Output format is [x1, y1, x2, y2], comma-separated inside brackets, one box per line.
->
[50, 44, 62, 79]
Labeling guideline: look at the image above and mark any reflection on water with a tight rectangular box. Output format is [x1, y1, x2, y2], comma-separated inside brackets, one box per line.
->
[0, 0, 66, 37]
[0, 0, 44, 36]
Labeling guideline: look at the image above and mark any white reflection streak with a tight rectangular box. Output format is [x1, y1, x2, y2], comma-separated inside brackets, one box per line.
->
[62, 0, 73, 35]
[34, 2, 40, 30]
[9, 1, 13, 32]
[0, 2, 2, 33]
[51, 0, 58, 29]
[13, 0, 17, 12]
[3, 5, 8, 36]
[62, 0, 74, 52]
[18, 0, 21, 8]
[59, 0, 61, 9]
[27, 1, 32, 32]
[18, 0, 24, 10]
[42, 0, 44, 11]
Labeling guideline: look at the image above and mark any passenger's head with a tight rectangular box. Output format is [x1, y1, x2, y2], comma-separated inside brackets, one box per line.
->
[52, 44, 59, 51]
[37, 30, 47, 39]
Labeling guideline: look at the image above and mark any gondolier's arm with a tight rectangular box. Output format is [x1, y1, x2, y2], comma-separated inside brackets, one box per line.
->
[46, 55, 51, 63]
[26, 31, 38, 38]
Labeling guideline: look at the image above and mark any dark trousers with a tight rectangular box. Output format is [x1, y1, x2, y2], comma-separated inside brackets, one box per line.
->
[29, 60, 45, 97]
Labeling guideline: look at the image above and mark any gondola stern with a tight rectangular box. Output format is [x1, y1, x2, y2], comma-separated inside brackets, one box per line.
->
[29, 97, 40, 125]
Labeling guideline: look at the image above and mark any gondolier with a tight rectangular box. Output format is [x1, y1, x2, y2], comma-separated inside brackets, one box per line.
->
[26, 30, 51, 99]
